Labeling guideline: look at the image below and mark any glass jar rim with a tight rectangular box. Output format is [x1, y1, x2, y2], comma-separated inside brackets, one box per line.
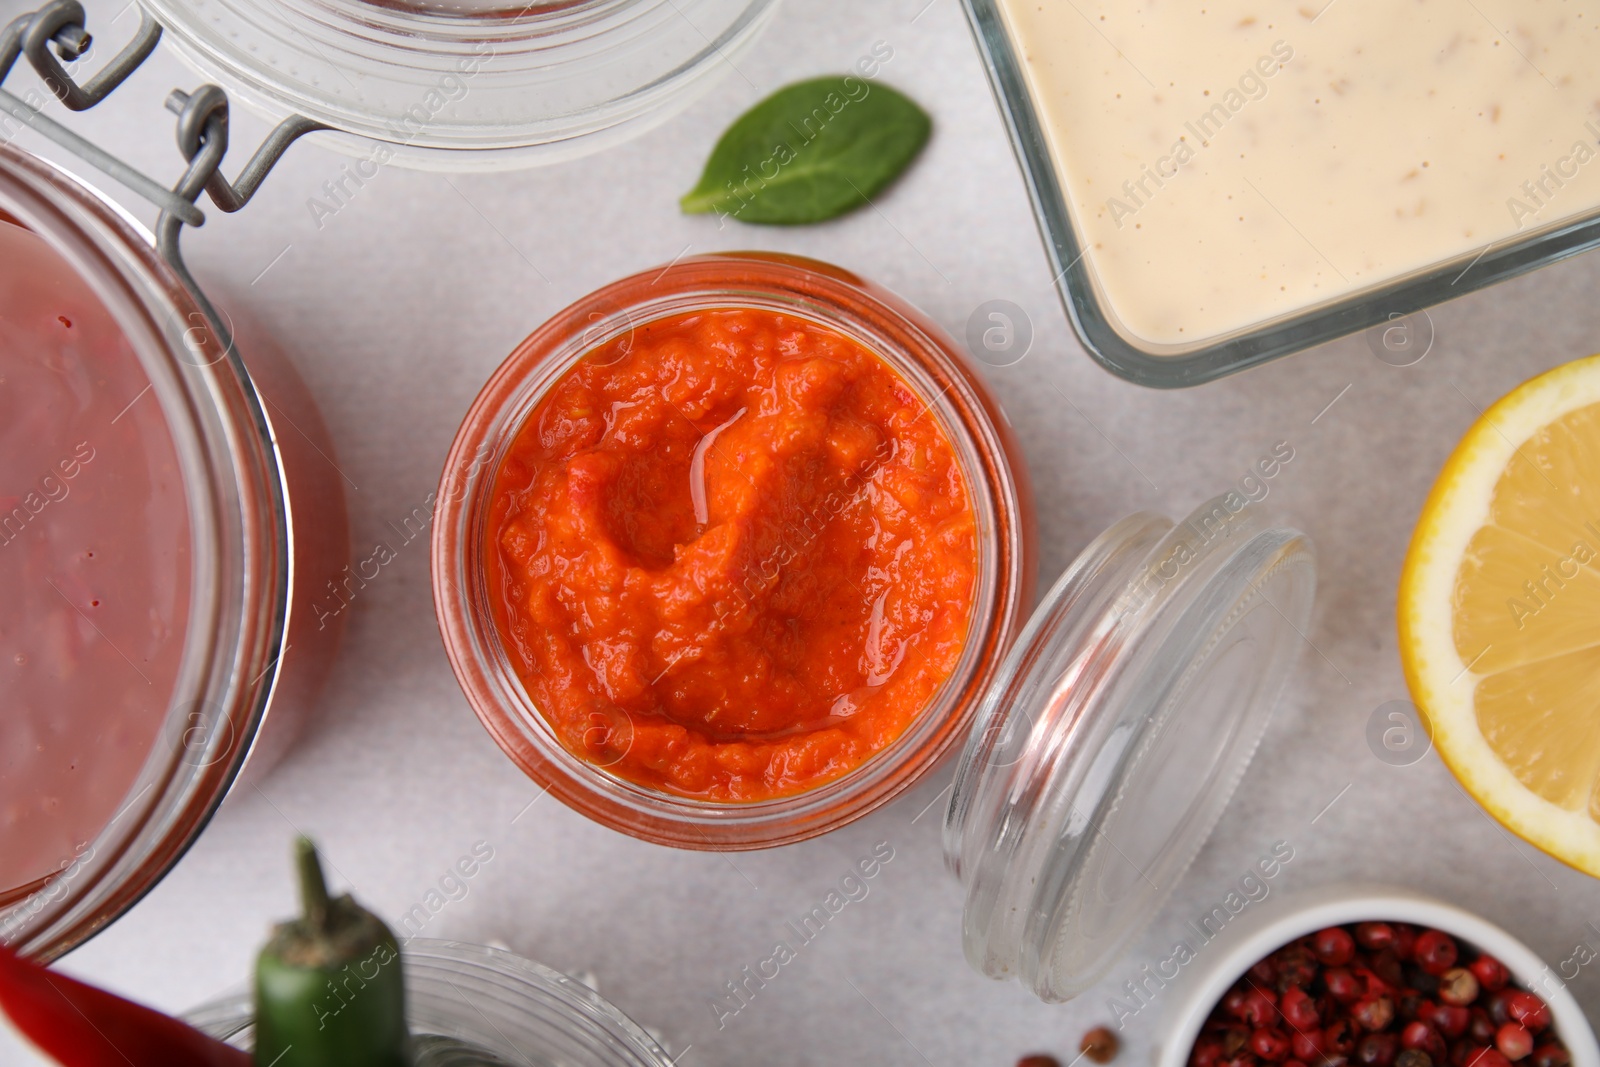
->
[186, 938, 679, 1065]
[142, 0, 782, 167]
[0, 144, 292, 961]
[431, 251, 1035, 850]
[943, 492, 1317, 1002]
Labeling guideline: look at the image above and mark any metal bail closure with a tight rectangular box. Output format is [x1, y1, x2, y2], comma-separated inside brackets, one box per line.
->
[943, 494, 1317, 1002]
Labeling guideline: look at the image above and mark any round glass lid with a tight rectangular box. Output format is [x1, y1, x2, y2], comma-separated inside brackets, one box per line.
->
[944, 495, 1317, 1002]
[140, 0, 782, 166]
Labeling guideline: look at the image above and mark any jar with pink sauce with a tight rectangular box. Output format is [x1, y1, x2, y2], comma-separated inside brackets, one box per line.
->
[0, 143, 348, 961]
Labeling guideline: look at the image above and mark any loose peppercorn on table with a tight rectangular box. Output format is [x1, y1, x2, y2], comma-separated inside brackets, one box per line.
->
[4, 0, 1600, 1064]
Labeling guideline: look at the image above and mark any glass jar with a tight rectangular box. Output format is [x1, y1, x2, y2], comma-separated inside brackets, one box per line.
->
[434, 254, 1319, 1006]
[186, 939, 678, 1067]
[961, 0, 1600, 386]
[0, 143, 349, 961]
[432, 252, 1038, 849]
[140, 0, 783, 169]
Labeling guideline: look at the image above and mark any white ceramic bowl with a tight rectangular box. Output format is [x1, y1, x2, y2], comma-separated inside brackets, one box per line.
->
[1155, 886, 1600, 1067]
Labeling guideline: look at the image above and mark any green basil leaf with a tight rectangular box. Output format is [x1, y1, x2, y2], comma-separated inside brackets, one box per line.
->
[680, 76, 932, 225]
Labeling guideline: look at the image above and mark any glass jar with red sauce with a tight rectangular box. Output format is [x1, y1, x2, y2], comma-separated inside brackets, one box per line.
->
[434, 252, 1318, 997]
[434, 253, 1037, 849]
[0, 144, 348, 960]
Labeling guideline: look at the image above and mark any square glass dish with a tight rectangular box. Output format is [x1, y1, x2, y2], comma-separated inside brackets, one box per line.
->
[962, 0, 1600, 387]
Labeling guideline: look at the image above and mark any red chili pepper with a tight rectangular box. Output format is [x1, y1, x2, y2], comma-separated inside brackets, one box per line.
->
[0, 943, 249, 1067]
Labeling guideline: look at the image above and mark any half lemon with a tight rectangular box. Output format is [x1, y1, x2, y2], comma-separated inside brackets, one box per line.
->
[1400, 354, 1600, 877]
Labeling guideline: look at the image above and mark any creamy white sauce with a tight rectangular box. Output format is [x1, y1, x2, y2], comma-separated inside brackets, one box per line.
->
[998, 0, 1600, 346]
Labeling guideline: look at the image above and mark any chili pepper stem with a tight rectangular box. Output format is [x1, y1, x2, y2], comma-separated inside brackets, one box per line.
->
[295, 836, 331, 934]
[256, 838, 411, 1066]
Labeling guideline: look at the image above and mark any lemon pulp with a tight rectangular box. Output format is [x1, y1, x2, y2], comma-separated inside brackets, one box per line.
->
[1450, 402, 1600, 821]
[1400, 353, 1600, 875]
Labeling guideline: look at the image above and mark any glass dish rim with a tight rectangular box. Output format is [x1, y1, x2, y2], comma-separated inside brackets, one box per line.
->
[430, 251, 1035, 851]
[960, 0, 1600, 388]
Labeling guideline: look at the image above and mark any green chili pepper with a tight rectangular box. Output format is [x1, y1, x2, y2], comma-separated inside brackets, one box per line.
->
[253, 837, 411, 1067]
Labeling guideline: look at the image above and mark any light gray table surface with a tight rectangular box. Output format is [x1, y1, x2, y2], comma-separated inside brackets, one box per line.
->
[4, 0, 1600, 1063]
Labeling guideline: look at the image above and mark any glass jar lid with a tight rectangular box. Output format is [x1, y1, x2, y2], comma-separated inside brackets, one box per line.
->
[140, 0, 782, 168]
[943, 494, 1316, 1002]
